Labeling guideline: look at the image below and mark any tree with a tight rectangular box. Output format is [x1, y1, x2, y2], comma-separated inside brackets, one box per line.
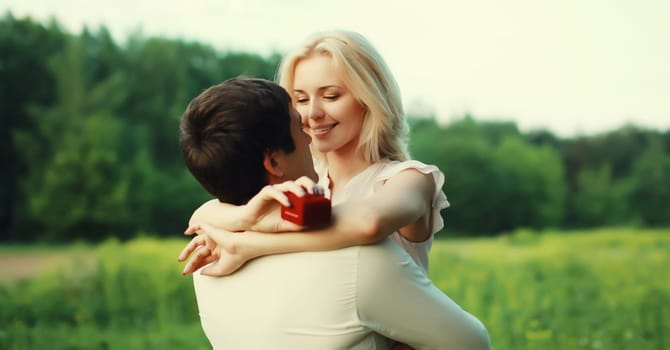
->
[0, 13, 66, 240]
[411, 118, 565, 235]
[435, 137, 505, 234]
[628, 141, 670, 226]
[493, 137, 566, 231]
[14, 38, 134, 240]
[570, 165, 628, 227]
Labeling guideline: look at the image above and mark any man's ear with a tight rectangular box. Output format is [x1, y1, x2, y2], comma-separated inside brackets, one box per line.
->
[263, 150, 285, 178]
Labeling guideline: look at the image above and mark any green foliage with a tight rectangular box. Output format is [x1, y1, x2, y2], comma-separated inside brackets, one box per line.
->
[1, 230, 667, 349]
[571, 165, 630, 226]
[413, 133, 503, 234]
[409, 116, 669, 235]
[0, 238, 209, 349]
[494, 137, 565, 229]
[411, 117, 566, 234]
[560, 126, 666, 228]
[14, 38, 133, 240]
[1, 13, 67, 240]
[429, 228, 669, 350]
[628, 142, 670, 226]
[2, 14, 277, 241]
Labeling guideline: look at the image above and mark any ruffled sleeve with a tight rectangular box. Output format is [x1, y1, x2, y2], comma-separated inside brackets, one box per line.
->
[375, 160, 450, 235]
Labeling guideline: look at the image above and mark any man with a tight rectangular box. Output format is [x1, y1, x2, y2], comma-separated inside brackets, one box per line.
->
[179, 77, 490, 349]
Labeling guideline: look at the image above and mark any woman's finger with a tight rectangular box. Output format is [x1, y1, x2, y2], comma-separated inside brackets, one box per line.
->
[183, 246, 213, 275]
[273, 181, 307, 197]
[293, 176, 321, 194]
[257, 185, 291, 207]
[178, 235, 206, 262]
[184, 224, 202, 236]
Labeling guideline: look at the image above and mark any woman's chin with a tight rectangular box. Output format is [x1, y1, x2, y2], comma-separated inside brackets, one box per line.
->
[312, 143, 333, 153]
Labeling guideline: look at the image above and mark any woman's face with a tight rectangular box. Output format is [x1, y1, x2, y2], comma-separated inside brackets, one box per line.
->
[292, 54, 367, 155]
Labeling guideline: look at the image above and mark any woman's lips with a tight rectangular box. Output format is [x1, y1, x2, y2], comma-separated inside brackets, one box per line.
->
[310, 123, 337, 137]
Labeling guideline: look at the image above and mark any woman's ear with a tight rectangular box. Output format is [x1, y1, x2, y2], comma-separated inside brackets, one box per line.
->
[263, 151, 285, 178]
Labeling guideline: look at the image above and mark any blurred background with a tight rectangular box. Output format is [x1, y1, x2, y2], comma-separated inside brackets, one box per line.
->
[0, 1, 668, 349]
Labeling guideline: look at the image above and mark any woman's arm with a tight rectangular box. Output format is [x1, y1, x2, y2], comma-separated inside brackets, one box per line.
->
[182, 169, 436, 276]
[180, 200, 380, 275]
[189, 177, 318, 232]
[189, 199, 249, 232]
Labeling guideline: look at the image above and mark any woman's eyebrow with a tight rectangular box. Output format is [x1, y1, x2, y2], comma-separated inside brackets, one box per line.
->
[293, 85, 339, 94]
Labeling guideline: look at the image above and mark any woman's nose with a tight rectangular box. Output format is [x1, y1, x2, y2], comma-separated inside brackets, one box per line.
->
[307, 100, 325, 120]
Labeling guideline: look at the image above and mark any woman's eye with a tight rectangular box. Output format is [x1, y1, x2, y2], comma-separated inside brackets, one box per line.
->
[295, 98, 308, 104]
[324, 95, 338, 100]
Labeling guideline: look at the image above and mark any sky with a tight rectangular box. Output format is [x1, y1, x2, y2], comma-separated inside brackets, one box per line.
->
[2, 0, 668, 137]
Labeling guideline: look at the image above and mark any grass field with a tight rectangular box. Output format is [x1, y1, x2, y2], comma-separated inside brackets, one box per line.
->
[1, 228, 668, 349]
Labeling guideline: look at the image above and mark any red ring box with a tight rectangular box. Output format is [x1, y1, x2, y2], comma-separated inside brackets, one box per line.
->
[281, 192, 331, 227]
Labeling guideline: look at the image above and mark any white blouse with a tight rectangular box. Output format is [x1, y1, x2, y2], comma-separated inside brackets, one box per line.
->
[317, 159, 450, 272]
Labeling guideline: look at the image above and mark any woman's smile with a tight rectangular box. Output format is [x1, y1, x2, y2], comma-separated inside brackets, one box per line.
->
[309, 123, 338, 137]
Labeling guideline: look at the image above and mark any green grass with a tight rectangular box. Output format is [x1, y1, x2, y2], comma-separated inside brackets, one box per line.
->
[0, 238, 210, 349]
[1, 228, 668, 349]
[430, 228, 669, 350]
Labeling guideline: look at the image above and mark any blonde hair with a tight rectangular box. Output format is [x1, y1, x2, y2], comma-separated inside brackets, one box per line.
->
[277, 30, 409, 165]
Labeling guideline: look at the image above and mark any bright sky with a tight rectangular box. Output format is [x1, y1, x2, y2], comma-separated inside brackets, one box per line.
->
[3, 0, 668, 137]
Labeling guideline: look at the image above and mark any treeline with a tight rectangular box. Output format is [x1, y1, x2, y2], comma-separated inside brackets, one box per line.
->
[1, 13, 668, 241]
[409, 118, 670, 234]
[1, 13, 280, 241]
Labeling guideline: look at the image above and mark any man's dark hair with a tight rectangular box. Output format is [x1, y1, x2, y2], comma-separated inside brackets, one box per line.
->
[180, 77, 295, 205]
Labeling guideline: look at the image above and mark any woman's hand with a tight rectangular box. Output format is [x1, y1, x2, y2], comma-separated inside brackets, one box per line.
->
[179, 224, 249, 276]
[242, 176, 322, 232]
[178, 234, 218, 275]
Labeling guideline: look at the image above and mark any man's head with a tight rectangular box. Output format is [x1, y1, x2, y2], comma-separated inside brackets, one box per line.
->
[180, 77, 315, 205]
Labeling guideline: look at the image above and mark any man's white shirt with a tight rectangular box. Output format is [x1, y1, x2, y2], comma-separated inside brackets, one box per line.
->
[193, 238, 488, 350]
